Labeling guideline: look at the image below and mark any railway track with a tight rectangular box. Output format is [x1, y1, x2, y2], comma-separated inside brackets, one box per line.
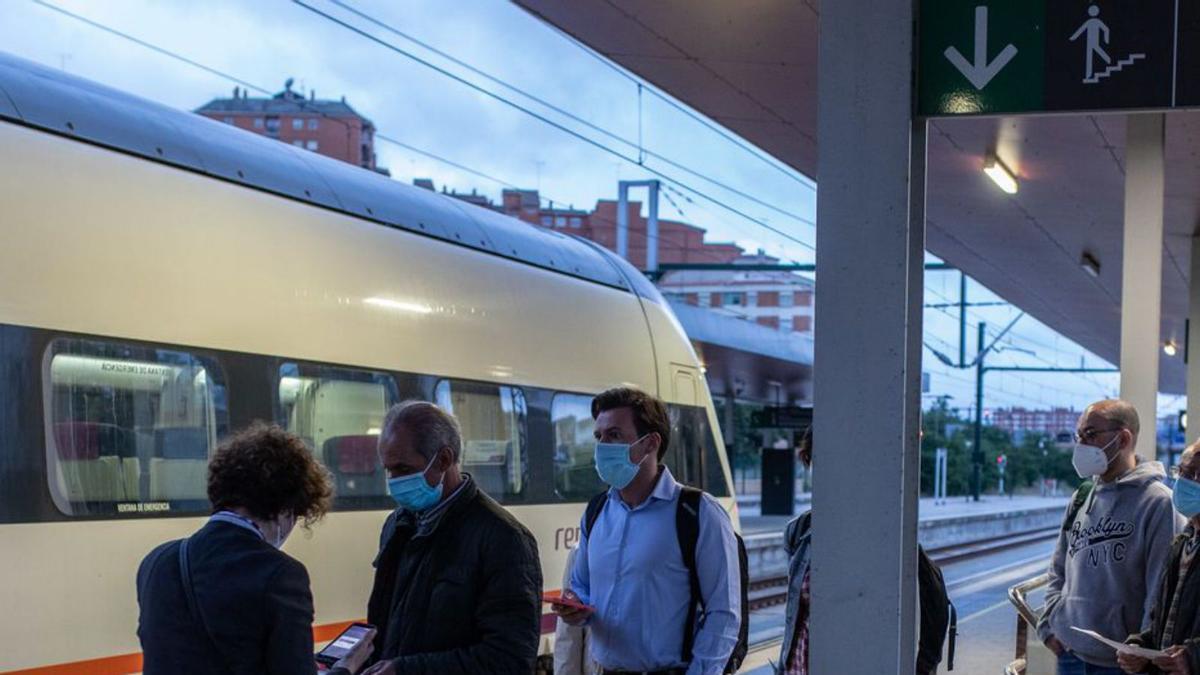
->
[746, 526, 1059, 612]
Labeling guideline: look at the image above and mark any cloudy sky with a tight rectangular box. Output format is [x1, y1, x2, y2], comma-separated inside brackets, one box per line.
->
[3, 0, 1161, 420]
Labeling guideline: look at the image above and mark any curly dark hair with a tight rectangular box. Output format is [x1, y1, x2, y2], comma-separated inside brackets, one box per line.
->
[591, 386, 671, 461]
[207, 423, 333, 528]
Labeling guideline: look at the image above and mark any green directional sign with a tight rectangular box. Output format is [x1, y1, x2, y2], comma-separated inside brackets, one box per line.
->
[919, 0, 1183, 116]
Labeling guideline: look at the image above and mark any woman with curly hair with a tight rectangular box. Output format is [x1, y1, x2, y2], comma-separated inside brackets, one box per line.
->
[136, 423, 374, 675]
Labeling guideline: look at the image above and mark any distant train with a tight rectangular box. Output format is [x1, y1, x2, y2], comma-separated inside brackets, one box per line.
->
[0, 52, 736, 672]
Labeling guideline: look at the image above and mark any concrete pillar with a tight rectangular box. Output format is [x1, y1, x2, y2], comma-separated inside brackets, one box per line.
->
[646, 180, 660, 272]
[1187, 236, 1200, 444]
[1118, 114, 1165, 456]
[811, 0, 922, 670]
[616, 182, 629, 261]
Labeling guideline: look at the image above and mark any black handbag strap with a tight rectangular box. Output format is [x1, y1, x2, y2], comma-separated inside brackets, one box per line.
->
[178, 538, 225, 663]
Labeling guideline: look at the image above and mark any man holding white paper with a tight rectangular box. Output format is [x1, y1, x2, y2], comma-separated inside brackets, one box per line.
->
[1037, 400, 1184, 674]
[1119, 443, 1200, 674]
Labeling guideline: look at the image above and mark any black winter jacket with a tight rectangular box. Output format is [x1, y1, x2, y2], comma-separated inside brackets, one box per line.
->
[367, 476, 543, 674]
[137, 520, 345, 675]
[1128, 529, 1200, 674]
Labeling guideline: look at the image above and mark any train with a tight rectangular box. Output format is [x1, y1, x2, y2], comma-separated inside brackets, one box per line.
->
[0, 52, 736, 673]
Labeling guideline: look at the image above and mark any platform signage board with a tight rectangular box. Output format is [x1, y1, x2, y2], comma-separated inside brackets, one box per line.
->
[919, 0, 1192, 116]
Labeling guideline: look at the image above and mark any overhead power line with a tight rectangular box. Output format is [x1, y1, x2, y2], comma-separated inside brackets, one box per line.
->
[28, 0, 580, 211]
[290, 0, 816, 253]
[533, 13, 814, 191]
[324, 0, 815, 229]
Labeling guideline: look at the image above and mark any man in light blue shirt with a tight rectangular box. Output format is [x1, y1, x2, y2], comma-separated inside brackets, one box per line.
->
[551, 387, 741, 675]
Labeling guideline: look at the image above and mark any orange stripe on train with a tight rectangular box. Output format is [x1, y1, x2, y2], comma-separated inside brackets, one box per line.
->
[0, 615, 562, 674]
[0, 621, 357, 674]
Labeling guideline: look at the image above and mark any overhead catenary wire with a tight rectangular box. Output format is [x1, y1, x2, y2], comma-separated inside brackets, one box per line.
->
[533, 12, 815, 191]
[289, 0, 817, 254]
[26, 0, 800, 273]
[322, 0, 818, 228]
[27, 0, 585, 212]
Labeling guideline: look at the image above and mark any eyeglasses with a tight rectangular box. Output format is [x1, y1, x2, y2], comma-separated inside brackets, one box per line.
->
[1074, 426, 1123, 445]
[1171, 466, 1200, 481]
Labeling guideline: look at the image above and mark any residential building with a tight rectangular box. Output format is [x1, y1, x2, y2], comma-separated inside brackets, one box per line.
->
[990, 407, 1082, 442]
[195, 80, 387, 174]
[656, 252, 815, 335]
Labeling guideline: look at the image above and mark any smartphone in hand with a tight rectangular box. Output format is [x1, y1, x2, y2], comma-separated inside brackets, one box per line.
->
[543, 592, 593, 612]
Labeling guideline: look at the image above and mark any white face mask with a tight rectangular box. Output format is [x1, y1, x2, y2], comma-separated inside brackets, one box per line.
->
[271, 513, 296, 549]
[1072, 434, 1121, 478]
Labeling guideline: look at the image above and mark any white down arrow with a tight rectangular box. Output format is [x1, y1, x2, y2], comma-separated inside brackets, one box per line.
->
[944, 6, 1018, 90]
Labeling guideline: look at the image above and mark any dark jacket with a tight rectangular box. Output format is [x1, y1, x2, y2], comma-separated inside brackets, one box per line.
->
[1128, 529, 1200, 674]
[367, 476, 543, 674]
[137, 519, 345, 675]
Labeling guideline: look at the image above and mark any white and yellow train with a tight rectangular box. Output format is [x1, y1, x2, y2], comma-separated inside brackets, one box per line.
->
[0, 52, 736, 673]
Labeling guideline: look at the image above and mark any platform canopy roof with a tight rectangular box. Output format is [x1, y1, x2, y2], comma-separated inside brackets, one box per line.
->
[517, 0, 1200, 395]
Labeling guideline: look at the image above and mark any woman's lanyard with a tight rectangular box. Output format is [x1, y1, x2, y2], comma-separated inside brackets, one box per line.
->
[209, 510, 265, 540]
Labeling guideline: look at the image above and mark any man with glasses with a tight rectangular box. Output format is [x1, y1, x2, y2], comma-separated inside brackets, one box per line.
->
[1038, 399, 1184, 674]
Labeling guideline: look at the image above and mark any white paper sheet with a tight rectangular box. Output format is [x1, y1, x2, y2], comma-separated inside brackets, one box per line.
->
[1071, 626, 1166, 659]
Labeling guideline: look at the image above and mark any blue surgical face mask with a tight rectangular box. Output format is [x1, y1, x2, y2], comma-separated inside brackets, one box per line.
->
[594, 434, 650, 489]
[1174, 477, 1200, 518]
[387, 453, 444, 512]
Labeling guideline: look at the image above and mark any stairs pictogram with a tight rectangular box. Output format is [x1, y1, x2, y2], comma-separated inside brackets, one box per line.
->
[1084, 53, 1146, 83]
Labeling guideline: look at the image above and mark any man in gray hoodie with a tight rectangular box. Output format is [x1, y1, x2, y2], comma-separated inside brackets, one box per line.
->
[1038, 399, 1185, 674]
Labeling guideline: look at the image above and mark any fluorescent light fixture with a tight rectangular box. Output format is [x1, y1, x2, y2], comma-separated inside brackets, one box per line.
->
[366, 427, 381, 435]
[1080, 252, 1101, 278]
[983, 154, 1018, 194]
[1164, 341, 1178, 357]
[363, 297, 434, 314]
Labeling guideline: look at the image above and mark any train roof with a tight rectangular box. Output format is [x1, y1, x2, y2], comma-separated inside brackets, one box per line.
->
[0, 51, 663, 301]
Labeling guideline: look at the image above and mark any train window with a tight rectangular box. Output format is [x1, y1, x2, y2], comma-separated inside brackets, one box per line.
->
[666, 404, 730, 497]
[45, 338, 229, 516]
[276, 363, 397, 506]
[551, 393, 604, 501]
[435, 380, 527, 502]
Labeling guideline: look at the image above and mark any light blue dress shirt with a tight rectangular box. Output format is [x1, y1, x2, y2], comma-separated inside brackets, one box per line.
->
[570, 467, 741, 675]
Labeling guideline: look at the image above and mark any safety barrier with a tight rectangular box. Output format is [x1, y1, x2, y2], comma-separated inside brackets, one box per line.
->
[1006, 573, 1055, 675]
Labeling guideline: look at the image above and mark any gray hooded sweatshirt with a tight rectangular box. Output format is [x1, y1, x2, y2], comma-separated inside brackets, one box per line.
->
[1037, 461, 1184, 667]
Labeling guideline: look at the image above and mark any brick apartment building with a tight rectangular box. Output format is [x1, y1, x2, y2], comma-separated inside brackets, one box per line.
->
[416, 180, 815, 335]
[655, 252, 815, 333]
[195, 80, 386, 174]
[990, 407, 1081, 442]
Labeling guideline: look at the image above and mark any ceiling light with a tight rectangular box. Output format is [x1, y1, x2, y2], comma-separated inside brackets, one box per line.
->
[983, 154, 1018, 194]
[1164, 341, 1178, 357]
[1080, 252, 1101, 278]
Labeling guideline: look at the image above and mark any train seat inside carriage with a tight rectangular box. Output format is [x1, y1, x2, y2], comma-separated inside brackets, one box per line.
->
[323, 434, 385, 497]
[53, 421, 135, 502]
[149, 427, 210, 501]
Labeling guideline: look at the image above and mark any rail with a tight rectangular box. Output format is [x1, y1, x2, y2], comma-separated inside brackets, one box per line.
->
[1005, 573, 1052, 675]
[746, 527, 1058, 614]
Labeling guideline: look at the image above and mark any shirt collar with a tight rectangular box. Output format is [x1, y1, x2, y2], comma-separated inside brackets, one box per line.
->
[405, 473, 473, 537]
[209, 510, 265, 540]
[609, 465, 681, 510]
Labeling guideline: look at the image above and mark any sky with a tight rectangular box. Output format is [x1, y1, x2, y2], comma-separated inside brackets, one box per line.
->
[1, 0, 1175, 421]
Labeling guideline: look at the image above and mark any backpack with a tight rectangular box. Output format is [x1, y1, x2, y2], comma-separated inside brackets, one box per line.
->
[583, 486, 750, 673]
[916, 546, 956, 674]
[1062, 480, 1095, 533]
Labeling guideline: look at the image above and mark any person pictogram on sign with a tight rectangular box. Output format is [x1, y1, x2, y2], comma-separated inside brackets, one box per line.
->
[1070, 5, 1111, 82]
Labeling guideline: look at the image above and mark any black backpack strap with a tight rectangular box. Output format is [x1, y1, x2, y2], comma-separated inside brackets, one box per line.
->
[178, 538, 225, 666]
[1062, 480, 1094, 533]
[582, 491, 609, 538]
[947, 602, 957, 671]
[676, 487, 703, 664]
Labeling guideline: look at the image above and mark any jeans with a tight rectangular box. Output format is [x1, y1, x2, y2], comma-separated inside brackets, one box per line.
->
[1057, 651, 1124, 675]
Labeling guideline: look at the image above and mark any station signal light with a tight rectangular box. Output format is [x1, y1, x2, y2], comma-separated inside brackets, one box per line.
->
[983, 154, 1018, 194]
